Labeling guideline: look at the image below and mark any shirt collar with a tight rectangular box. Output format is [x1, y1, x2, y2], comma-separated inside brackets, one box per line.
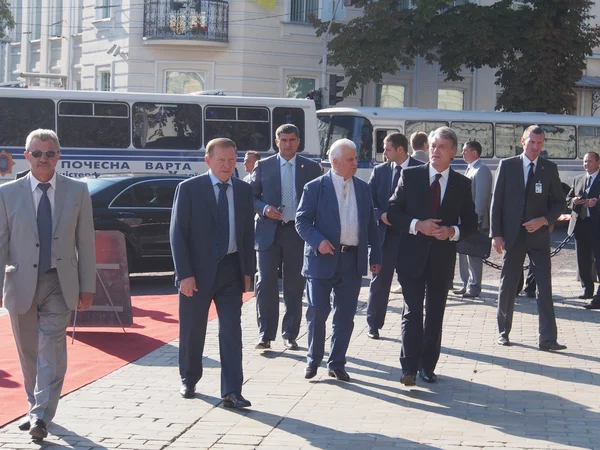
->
[208, 170, 232, 187]
[588, 169, 599, 181]
[522, 153, 539, 168]
[428, 164, 450, 181]
[29, 171, 57, 193]
[279, 154, 297, 167]
[331, 170, 352, 184]
[399, 157, 411, 170]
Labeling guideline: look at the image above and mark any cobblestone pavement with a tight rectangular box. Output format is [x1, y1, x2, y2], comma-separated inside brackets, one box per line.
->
[1, 229, 600, 449]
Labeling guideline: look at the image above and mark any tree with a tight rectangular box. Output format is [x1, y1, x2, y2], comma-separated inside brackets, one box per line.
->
[319, 0, 600, 113]
[0, 0, 15, 38]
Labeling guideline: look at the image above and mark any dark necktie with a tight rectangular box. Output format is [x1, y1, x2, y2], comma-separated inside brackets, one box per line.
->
[392, 165, 401, 191]
[584, 176, 592, 199]
[37, 183, 52, 274]
[523, 162, 535, 219]
[217, 183, 229, 260]
[430, 173, 442, 217]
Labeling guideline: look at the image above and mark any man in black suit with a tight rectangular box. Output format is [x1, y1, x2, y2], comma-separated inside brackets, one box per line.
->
[388, 127, 477, 386]
[491, 125, 566, 350]
[566, 151, 600, 308]
[170, 138, 255, 408]
[366, 132, 422, 339]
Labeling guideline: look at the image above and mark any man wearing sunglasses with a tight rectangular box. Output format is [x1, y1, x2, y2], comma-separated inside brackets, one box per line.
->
[0, 129, 96, 441]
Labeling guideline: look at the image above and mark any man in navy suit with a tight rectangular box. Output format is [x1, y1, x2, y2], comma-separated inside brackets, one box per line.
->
[388, 127, 478, 386]
[366, 132, 423, 339]
[251, 124, 321, 351]
[296, 139, 381, 382]
[170, 138, 255, 408]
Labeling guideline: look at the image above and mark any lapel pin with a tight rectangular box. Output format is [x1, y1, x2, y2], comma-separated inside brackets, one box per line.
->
[301, 165, 304, 168]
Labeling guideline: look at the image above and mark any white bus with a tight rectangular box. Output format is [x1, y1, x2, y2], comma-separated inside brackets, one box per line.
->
[317, 106, 600, 187]
[0, 89, 320, 181]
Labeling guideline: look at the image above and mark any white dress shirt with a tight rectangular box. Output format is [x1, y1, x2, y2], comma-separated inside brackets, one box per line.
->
[29, 172, 58, 268]
[409, 165, 460, 241]
[208, 170, 237, 254]
[522, 154, 539, 185]
[331, 171, 359, 246]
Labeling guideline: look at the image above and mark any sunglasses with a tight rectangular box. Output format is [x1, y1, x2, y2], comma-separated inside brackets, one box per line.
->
[28, 150, 59, 159]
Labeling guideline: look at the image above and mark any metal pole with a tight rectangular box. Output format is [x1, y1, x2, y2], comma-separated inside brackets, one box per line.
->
[321, 0, 341, 108]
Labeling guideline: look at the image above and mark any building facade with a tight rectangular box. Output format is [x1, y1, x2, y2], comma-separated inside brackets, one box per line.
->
[1, 0, 600, 116]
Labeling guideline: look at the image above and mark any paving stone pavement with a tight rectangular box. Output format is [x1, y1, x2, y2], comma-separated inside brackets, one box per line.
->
[1, 268, 600, 450]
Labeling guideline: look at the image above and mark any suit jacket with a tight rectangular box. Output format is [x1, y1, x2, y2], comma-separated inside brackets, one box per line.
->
[387, 164, 478, 280]
[251, 153, 321, 251]
[368, 157, 423, 244]
[412, 150, 429, 163]
[295, 171, 382, 279]
[465, 159, 493, 230]
[567, 173, 600, 235]
[490, 155, 565, 250]
[170, 173, 255, 293]
[0, 173, 96, 315]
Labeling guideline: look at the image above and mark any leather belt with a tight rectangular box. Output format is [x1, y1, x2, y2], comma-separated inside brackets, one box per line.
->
[340, 245, 358, 253]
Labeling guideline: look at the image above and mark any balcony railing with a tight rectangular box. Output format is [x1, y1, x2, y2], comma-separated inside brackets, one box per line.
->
[144, 0, 229, 43]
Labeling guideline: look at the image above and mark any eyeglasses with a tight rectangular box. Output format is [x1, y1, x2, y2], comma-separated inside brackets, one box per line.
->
[28, 150, 59, 159]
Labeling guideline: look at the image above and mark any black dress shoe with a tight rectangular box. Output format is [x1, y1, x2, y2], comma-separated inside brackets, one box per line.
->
[305, 365, 318, 379]
[283, 338, 299, 350]
[18, 415, 31, 431]
[584, 301, 600, 309]
[29, 419, 48, 440]
[497, 336, 511, 346]
[525, 290, 536, 298]
[462, 291, 479, 298]
[578, 290, 594, 299]
[418, 369, 437, 383]
[328, 368, 350, 382]
[452, 287, 466, 295]
[367, 328, 379, 339]
[179, 383, 195, 399]
[539, 340, 567, 351]
[255, 338, 271, 350]
[222, 392, 251, 408]
[400, 373, 416, 386]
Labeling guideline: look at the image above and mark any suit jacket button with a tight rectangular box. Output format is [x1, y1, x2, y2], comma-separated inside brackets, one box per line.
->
[33, 264, 37, 268]
[36, 243, 40, 248]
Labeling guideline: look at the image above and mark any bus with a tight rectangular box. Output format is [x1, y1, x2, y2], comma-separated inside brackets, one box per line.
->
[0, 89, 320, 181]
[317, 106, 600, 186]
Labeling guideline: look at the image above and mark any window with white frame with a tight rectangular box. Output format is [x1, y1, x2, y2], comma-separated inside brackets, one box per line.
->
[52, 0, 63, 37]
[11, 0, 22, 41]
[438, 88, 464, 110]
[376, 84, 405, 108]
[32, 0, 42, 40]
[290, 0, 319, 23]
[285, 77, 316, 98]
[165, 71, 205, 94]
[96, 0, 111, 20]
[98, 71, 111, 91]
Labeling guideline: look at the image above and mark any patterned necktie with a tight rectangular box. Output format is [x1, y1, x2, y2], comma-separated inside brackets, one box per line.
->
[37, 183, 52, 274]
[430, 173, 442, 217]
[392, 165, 401, 191]
[217, 183, 229, 260]
[281, 161, 295, 222]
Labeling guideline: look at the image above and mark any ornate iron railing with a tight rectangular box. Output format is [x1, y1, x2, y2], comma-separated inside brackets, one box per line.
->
[144, 0, 229, 43]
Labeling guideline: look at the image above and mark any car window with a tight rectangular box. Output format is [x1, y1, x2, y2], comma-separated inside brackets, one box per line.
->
[133, 180, 179, 208]
[111, 187, 135, 207]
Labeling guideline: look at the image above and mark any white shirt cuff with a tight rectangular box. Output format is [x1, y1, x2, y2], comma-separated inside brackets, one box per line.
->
[450, 226, 460, 241]
[409, 219, 418, 235]
[263, 205, 269, 216]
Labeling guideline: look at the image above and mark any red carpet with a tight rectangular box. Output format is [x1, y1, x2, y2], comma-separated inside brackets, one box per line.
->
[0, 292, 254, 427]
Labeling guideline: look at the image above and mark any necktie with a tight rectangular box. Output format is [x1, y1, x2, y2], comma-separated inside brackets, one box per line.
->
[584, 176, 591, 198]
[523, 162, 535, 220]
[430, 173, 442, 217]
[281, 161, 295, 222]
[392, 165, 401, 191]
[217, 183, 229, 260]
[37, 183, 52, 274]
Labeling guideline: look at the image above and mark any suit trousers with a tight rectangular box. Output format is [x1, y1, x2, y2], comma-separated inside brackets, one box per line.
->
[178, 253, 244, 397]
[497, 228, 558, 342]
[398, 254, 450, 375]
[366, 232, 400, 330]
[255, 222, 305, 341]
[9, 271, 71, 424]
[305, 252, 362, 370]
[574, 219, 599, 294]
[458, 253, 483, 295]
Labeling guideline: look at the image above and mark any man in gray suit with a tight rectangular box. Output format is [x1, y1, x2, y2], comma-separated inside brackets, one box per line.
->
[410, 131, 429, 163]
[454, 141, 493, 298]
[251, 124, 321, 350]
[0, 129, 96, 440]
[491, 125, 566, 350]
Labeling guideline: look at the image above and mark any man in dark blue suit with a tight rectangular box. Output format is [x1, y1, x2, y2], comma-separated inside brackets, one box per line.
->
[170, 138, 255, 408]
[366, 132, 423, 340]
[296, 139, 381, 382]
[388, 127, 478, 386]
[251, 124, 321, 351]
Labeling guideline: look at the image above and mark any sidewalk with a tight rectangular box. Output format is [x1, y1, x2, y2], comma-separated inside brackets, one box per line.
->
[1, 271, 600, 450]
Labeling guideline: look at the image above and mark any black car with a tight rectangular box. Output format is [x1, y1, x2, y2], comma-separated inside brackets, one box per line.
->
[82, 174, 189, 273]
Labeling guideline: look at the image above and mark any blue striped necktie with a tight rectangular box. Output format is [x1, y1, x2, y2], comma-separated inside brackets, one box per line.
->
[37, 183, 52, 274]
[217, 183, 229, 260]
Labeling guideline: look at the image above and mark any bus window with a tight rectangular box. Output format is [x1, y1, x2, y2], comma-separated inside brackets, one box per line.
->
[58, 101, 130, 148]
[317, 115, 331, 159]
[405, 121, 448, 142]
[133, 103, 202, 150]
[327, 115, 373, 162]
[451, 122, 493, 158]
[375, 129, 400, 162]
[273, 107, 306, 152]
[204, 106, 270, 151]
[578, 126, 600, 158]
[0, 97, 55, 146]
[540, 125, 576, 159]
[495, 123, 523, 158]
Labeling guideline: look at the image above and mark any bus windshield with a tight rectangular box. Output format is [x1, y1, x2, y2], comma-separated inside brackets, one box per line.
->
[317, 114, 373, 162]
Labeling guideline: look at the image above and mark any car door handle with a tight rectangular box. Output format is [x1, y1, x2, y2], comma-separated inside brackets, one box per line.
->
[118, 211, 136, 217]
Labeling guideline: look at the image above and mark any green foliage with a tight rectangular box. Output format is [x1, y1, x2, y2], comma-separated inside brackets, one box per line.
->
[321, 0, 600, 113]
[0, 0, 15, 38]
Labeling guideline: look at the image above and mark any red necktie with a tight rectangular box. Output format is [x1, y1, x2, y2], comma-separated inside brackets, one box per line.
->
[431, 173, 442, 217]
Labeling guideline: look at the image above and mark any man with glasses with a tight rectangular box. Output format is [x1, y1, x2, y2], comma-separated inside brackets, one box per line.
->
[0, 129, 96, 441]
